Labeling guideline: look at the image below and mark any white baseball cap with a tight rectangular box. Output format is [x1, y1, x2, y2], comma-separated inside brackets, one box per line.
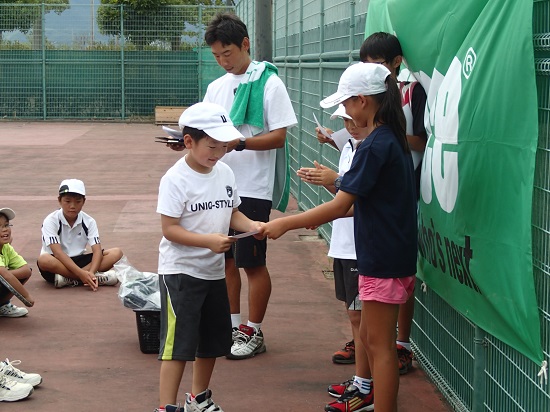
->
[59, 179, 86, 196]
[0, 207, 15, 220]
[330, 104, 352, 120]
[179, 102, 244, 142]
[320, 63, 391, 108]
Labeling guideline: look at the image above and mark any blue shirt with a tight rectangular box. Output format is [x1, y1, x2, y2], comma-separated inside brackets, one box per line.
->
[340, 125, 417, 278]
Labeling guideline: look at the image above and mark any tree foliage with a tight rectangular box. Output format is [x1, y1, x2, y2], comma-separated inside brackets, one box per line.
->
[96, 0, 227, 50]
[0, 0, 69, 35]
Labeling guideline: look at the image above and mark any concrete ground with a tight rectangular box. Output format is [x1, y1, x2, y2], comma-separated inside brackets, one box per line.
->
[0, 122, 450, 411]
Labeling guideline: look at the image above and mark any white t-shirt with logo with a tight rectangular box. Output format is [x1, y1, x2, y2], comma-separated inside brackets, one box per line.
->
[157, 156, 241, 280]
[40, 209, 100, 257]
[204, 72, 297, 201]
[327, 129, 358, 260]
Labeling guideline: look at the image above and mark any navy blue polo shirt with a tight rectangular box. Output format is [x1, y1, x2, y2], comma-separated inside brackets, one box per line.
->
[340, 125, 417, 278]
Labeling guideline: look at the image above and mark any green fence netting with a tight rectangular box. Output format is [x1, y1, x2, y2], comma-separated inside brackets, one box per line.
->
[236, 0, 550, 411]
[0, 3, 230, 119]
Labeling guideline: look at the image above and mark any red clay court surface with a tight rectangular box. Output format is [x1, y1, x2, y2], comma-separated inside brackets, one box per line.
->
[0, 122, 450, 411]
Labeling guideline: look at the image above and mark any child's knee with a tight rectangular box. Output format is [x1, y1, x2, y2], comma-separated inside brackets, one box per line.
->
[105, 247, 123, 260]
[37, 254, 54, 271]
[112, 248, 123, 260]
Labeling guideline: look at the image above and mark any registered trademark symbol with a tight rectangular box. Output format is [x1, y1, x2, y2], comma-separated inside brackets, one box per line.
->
[463, 47, 476, 79]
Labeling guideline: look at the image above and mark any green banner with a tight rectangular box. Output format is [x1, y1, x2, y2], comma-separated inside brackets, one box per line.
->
[367, 0, 542, 364]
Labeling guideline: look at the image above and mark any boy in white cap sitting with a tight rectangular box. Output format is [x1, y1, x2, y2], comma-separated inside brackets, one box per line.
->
[155, 102, 262, 412]
[37, 179, 123, 290]
[0, 207, 33, 317]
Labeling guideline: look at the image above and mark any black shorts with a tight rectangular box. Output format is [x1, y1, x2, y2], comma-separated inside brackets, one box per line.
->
[333, 258, 361, 310]
[158, 274, 232, 361]
[225, 197, 271, 268]
[38, 253, 93, 283]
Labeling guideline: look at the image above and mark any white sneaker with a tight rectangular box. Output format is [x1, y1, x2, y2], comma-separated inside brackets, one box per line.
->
[226, 324, 266, 360]
[231, 327, 239, 342]
[0, 303, 28, 318]
[54, 274, 79, 288]
[96, 269, 118, 286]
[184, 389, 223, 412]
[0, 359, 42, 387]
[0, 370, 33, 402]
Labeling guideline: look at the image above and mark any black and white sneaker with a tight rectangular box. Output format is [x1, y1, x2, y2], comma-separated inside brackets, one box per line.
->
[226, 324, 266, 360]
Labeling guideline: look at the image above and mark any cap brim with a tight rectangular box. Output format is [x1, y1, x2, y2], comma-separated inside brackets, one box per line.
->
[330, 105, 352, 120]
[0, 208, 15, 220]
[320, 92, 352, 109]
[203, 125, 244, 142]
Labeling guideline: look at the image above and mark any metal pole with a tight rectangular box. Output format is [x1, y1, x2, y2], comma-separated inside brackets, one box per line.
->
[198, 5, 203, 100]
[41, 3, 46, 119]
[120, 4, 125, 120]
[91, 0, 94, 44]
[254, 0, 272, 62]
[472, 325, 487, 412]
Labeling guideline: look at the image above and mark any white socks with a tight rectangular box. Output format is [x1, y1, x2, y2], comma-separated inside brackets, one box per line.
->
[231, 314, 241, 328]
[353, 376, 372, 394]
[247, 321, 261, 331]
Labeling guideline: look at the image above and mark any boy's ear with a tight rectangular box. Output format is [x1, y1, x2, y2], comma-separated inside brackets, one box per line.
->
[391, 55, 403, 71]
[183, 134, 194, 149]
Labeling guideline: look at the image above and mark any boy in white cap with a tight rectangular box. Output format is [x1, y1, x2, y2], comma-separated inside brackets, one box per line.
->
[37, 179, 123, 290]
[0, 207, 33, 317]
[155, 102, 262, 412]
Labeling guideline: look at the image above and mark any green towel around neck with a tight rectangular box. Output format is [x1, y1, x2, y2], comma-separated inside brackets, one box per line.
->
[230, 61, 278, 135]
[229, 61, 289, 212]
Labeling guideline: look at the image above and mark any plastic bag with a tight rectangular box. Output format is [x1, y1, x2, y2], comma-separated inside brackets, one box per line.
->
[114, 256, 160, 310]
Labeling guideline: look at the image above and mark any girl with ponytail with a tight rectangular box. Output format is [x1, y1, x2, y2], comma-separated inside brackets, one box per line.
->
[261, 63, 418, 412]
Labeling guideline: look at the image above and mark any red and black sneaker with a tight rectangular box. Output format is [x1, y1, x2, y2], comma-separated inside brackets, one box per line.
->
[397, 344, 413, 375]
[327, 378, 354, 398]
[325, 385, 374, 412]
[332, 340, 355, 364]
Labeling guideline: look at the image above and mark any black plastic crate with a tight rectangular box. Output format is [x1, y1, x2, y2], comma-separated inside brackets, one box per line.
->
[134, 309, 161, 354]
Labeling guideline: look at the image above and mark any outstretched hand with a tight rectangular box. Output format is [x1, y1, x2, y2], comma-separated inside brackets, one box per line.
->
[259, 219, 289, 240]
[297, 160, 339, 187]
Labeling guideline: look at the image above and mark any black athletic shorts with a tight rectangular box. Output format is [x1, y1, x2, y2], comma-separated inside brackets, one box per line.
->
[38, 253, 93, 283]
[225, 197, 271, 268]
[158, 274, 232, 361]
[333, 258, 361, 310]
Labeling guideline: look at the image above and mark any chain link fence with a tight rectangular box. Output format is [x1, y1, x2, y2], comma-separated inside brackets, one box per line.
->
[0, 3, 231, 119]
[236, 0, 550, 411]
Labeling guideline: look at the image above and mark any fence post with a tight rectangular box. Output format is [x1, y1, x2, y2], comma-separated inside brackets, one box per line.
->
[198, 4, 203, 100]
[349, 1, 356, 63]
[472, 325, 487, 412]
[315, 0, 326, 206]
[120, 4, 125, 120]
[254, 0, 272, 62]
[41, 2, 46, 119]
[296, 0, 304, 207]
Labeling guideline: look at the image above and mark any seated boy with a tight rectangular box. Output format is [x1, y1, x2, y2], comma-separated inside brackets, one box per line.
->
[0, 207, 34, 317]
[155, 102, 262, 412]
[37, 179, 123, 290]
